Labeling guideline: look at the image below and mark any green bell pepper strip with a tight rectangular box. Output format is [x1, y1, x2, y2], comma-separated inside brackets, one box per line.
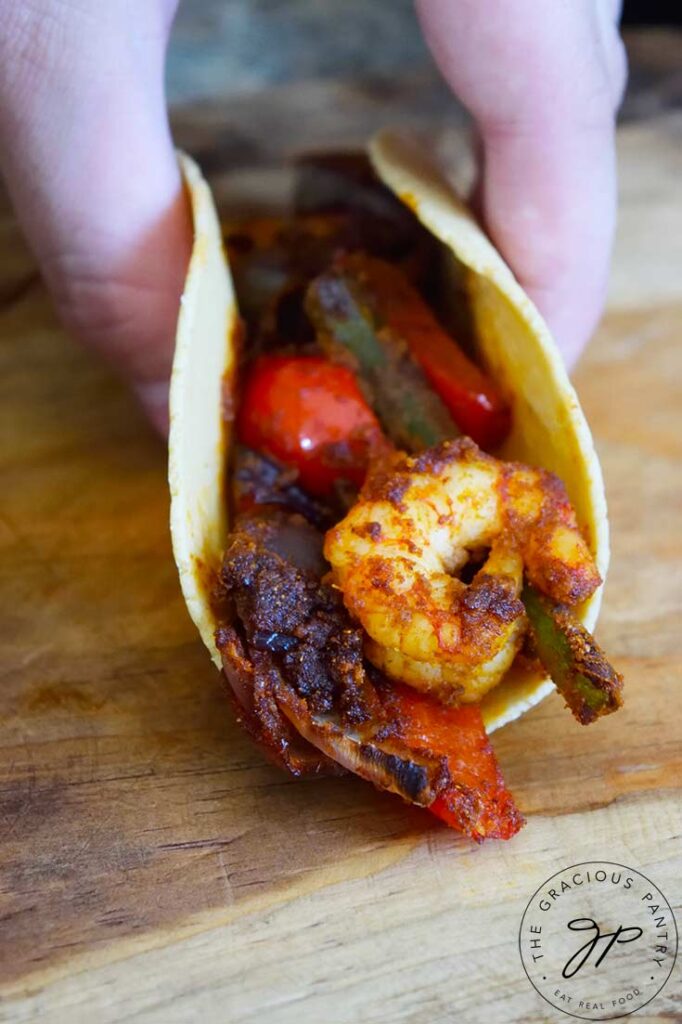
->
[305, 266, 458, 452]
[521, 583, 623, 724]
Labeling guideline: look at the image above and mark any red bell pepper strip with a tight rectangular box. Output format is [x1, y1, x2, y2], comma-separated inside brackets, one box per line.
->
[382, 683, 523, 841]
[313, 253, 511, 450]
[236, 354, 386, 497]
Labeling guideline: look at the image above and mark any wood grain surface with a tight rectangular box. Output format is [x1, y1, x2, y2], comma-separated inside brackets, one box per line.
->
[1, 83, 681, 1024]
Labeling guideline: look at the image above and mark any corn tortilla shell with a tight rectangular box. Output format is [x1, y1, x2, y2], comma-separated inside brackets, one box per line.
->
[169, 151, 235, 669]
[169, 133, 609, 733]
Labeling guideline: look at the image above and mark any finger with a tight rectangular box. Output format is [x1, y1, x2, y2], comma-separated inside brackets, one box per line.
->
[416, 0, 626, 366]
[476, 118, 617, 367]
[0, 1, 191, 433]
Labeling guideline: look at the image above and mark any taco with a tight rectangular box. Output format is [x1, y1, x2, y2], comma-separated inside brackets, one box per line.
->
[169, 134, 622, 842]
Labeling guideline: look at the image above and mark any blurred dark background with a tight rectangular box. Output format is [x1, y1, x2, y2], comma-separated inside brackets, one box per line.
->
[167, 1, 681, 104]
[623, 1, 681, 23]
[165, 1, 681, 158]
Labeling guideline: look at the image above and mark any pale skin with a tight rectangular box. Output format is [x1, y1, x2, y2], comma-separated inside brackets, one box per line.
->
[0, 1, 626, 434]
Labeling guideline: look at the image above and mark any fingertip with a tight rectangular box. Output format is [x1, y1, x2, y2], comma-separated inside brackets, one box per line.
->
[477, 121, 617, 365]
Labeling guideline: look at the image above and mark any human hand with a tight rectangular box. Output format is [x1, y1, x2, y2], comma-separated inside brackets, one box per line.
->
[417, 0, 627, 366]
[0, 1, 191, 434]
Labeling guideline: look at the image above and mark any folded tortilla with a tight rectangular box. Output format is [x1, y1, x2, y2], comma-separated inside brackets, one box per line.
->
[169, 133, 609, 733]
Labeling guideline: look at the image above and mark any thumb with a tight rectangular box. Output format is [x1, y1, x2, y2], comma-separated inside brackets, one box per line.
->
[0, 2, 191, 433]
[475, 120, 617, 367]
[416, 0, 626, 366]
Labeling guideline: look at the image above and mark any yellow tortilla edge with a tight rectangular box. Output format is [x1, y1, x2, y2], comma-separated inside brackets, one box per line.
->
[169, 150, 236, 669]
[169, 134, 609, 733]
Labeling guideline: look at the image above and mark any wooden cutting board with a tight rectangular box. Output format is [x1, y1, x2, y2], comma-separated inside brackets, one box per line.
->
[0, 105, 680, 1022]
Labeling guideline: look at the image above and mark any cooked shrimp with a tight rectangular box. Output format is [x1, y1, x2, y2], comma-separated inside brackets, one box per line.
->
[324, 438, 601, 704]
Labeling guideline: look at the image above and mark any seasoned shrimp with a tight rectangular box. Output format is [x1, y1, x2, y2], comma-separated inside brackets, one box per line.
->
[324, 439, 601, 704]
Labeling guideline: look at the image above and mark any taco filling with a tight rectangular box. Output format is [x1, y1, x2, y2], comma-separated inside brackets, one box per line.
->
[204, 152, 622, 842]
